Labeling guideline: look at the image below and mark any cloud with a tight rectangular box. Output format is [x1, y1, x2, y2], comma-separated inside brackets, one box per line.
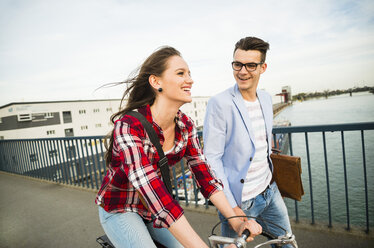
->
[0, 0, 373, 106]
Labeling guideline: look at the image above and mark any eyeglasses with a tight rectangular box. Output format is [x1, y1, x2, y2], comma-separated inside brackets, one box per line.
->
[231, 61, 264, 72]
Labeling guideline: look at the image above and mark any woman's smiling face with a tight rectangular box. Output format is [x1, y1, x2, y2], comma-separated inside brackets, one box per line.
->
[157, 55, 194, 104]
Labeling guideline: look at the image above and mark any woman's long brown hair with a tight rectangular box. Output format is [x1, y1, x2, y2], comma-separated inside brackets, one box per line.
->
[105, 46, 181, 166]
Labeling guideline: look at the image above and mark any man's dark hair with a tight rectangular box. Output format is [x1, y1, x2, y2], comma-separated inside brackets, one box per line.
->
[234, 37, 270, 62]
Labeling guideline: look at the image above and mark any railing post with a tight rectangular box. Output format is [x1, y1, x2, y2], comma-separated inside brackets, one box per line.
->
[36, 140, 45, 179]
[9, 141, 17, 174]
[0, 142, 4, 171]
[42, 140, 52, 180]
[88, 138, 99, 190]
[99, 138, 107, 175]
[340, 131, 350, 230]
[361, 130, 369, 233]
[288, 133, 300, 223]
[172, 166, 179, 201]
[79, 139, 90, 188]
[31, 140, 41, 179]
[322, 132, 332, 228]
[52, 140, 62, 184]
[84, 138, 95, 189]
[63, 140, 73, 185]
[192, 178, 199, 207]
[46, 139, 55, 182]
[94, 138, 104, 184]
[305, 132, 315, 225]
[22, 141, 30, 176]
[25, 140, 32, 175]
[57, 139, 68, 184]
[70, 140, 79, 185]
[13, 141, 21, 174]
[180, 159, 189, 206]
[5, 141, 12, 173]
[75, 139, 85, 187]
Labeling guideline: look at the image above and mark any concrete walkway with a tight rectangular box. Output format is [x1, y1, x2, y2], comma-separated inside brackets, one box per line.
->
[0, 172, 373, 248]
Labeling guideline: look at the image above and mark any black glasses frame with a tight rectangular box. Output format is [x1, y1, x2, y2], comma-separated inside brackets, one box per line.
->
[231, 61, 264, 72]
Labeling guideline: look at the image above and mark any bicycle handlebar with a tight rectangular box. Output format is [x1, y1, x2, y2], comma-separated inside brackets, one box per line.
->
[234, 229, 250, 248]
[208, 215, 298, 248]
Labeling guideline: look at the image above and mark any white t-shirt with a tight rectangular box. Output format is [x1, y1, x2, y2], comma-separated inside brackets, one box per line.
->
[241, 98, 272, 202]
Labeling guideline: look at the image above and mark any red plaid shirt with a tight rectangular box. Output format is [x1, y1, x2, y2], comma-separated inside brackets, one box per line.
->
[95, 105, 223, 228]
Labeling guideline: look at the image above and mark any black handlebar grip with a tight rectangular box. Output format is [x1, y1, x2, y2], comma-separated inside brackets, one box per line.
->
[242, 229, 251, 239]
[234, 229, 251, 248]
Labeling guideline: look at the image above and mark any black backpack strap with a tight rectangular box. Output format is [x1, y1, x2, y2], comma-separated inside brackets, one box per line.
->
[125, 111, 173, 196]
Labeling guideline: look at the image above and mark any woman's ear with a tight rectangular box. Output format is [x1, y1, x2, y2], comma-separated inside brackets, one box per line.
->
[149, 75, 161, 90]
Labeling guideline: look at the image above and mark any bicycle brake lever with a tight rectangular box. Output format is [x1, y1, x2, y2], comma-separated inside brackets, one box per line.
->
[253, 234, 298, 248]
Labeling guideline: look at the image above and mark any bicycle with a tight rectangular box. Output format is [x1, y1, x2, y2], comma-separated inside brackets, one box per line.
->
[208, 216, 298, 248]
[96, 235, 167, 248]
[96, 215, 298, 248]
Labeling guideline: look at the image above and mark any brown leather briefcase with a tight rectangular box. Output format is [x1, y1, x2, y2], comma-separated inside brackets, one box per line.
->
[270, 152, 304, 201]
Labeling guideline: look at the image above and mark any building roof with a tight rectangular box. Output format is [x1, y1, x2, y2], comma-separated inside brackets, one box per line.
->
[0, 99, 122, 110]
[0, 96, 211, 110]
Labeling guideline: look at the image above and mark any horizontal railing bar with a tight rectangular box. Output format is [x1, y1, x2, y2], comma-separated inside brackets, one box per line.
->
[0, 136, 107, 142]
[273, 122, 374, 133]
[1, 122, 373, 142]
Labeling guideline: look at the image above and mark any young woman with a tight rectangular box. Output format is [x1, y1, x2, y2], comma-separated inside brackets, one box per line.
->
[95, 46, 262, 248]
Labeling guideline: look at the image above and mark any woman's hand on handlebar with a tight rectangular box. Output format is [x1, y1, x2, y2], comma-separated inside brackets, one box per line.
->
[226, 244, 239, 248]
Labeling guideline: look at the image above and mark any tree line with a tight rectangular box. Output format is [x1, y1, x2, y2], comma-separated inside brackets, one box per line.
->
[292, 86, 374, 101]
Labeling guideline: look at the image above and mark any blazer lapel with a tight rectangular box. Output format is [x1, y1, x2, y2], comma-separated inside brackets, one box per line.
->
[231, 85, 256, 146]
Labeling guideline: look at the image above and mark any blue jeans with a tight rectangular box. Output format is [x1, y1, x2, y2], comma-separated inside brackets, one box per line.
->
[98, 207, 183, 248]
[219, 182, 293, 248]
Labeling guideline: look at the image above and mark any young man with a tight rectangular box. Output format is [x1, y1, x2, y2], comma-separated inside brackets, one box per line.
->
[203, 37, 293, 247]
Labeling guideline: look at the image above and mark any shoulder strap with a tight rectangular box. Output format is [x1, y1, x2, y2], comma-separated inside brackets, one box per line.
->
[125, 111, 173, 196]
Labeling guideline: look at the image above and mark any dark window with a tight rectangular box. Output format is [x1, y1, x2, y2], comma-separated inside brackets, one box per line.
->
[64, 128, 74, 137]
[62, 111, 72, 123]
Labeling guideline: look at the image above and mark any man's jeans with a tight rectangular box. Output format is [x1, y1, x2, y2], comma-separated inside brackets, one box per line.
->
[219, 182, 293, 248]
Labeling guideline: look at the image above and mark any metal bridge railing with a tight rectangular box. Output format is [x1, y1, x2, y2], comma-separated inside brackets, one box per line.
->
[0, 136, 107, 190]
[0, 122, 373, 233]
[272, 122, 374, 233]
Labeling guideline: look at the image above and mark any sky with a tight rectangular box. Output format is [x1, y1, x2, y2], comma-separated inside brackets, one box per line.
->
[0, 0, 374, 106]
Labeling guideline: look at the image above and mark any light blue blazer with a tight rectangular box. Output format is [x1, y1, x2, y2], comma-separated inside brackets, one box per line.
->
[203, 84, 274, 208]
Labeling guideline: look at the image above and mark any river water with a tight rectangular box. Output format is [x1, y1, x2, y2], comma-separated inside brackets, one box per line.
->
[274, 92, 374, 228]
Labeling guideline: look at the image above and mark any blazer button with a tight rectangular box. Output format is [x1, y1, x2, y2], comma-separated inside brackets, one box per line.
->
[240, 179, 244, 183]
[250, 157, 253, 161]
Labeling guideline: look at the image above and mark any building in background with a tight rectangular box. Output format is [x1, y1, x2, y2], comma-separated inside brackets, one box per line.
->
[275, 86, 292, 103]
[0, 97, 210, 140]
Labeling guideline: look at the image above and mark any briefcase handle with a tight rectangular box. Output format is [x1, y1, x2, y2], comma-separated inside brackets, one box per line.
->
[271, 148, 282, 154]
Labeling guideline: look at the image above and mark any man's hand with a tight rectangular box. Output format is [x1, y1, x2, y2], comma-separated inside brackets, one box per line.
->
[230, 206, 262, 242]
[237, 219, 262, 242]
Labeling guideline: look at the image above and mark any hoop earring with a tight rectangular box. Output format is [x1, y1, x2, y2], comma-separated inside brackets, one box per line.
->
[158, 88, 163, 92]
